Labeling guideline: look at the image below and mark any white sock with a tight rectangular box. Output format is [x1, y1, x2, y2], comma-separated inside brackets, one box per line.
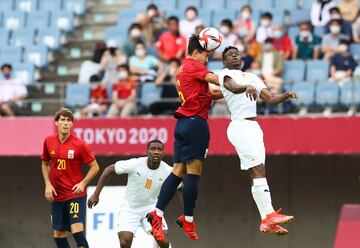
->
[185, 216, 193, 222]
[155, 208, 164, 217]
[251, 178, 275, 220]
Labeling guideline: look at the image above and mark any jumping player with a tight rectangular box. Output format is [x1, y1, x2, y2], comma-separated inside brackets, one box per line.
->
[219, 46, 296, 235]
[41, 108, 100, 248]
[87, 140, 174, 248]
[147, 35, 221, 241]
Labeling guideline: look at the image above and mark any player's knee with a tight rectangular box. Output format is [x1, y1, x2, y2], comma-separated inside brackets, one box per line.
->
[72, 231, 89, 248]
[54, 230, 68, 238]
[119, 239, 131, 248]
[249, 164, 266, 179]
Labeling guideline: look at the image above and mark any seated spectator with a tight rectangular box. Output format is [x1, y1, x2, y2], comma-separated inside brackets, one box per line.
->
[213, 19, 238, 60]
[100, 39, 127, 84]
[129, 42, 162, 82]
[107, 65, 137, 117]
[338, 0, 359, 22]
[156, 16, 187, 62]
[234, 38, 253, 71]
[195, 24, 205, 35]
[353, 10, 360, 43]
[80, 76, 109, 117]
[325, 7, 352, 40]
[293, 21, 322, 60]
[254, 38, 284, 93]
[330, 40, 357, 85]
[321, 19, 348, 60]
[0, 64, 27, 116]
[247, 39, 262, 58]
[123, 23, 146, 58]
[139, 4, 166, 46]
[234, 5, 256, 43]
[256, 12, 273, 44]
[311, 0, 337, 27]
[180, 6, 203, 38]
[272, 24, 292, 60]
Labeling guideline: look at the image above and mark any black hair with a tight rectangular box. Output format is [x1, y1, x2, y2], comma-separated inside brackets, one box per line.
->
[339, 39, 349, 45]
[128, 23, 142, 33]
[329, 19, 341, 25]
[221, 19, 233, 28]
[222, 46, 239, 60]
[117, 64, 129, 71]
[187, 35, 206, 55]
[185, 6, 198, 15]
[89, 75, 101, 82]
[147, 4, 158, 11]
[135, 41, 146, 47]
[147, 139, 164, 149]
[329, 7, 341, 14]
[167, 16, 179, 24]
[168, 58, 181, 66]
[264, 37, 274, 43]
[241, 4, 252, 13]
[261, 12, 273, 19]
[1, 63, 12, 71]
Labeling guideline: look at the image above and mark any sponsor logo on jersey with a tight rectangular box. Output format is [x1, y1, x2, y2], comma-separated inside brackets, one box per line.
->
[68, 150, 74, 159]
[73, 214, 79, 219]
[50, 149, 56, 155]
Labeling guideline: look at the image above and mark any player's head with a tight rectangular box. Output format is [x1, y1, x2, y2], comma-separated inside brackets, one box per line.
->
[187, 35, 209, 64]
[147, 140, 164, 165]
[54, 108, 74, 135]
[222, 46, 242, 70]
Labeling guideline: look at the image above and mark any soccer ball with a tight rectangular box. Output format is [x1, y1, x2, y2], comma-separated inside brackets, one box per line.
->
[198, 27, 223, 51]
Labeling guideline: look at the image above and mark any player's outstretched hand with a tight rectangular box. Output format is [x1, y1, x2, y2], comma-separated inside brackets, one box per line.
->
[45, 183, 57, 202]
[245, 85, 257, 101]
[72, 181, 86, 195]
[285, 91, 298, 99]
[87, 194, 99, 209]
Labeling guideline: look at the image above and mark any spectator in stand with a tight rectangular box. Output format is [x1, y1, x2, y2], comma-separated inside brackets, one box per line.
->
[195, 24, 205, 35]
[213, 19, 238, 60]
[140, 4, 166, 46]
[180, 6, 203, 38]
[156, 16, 187, 62]
[234, 5, 256, 43]
[293, 21, 322, 60]
[100, 39, 127, 84]
[321, 19, 348, 60]
[80, 76, 109, 117]
[234, 38, 253, 72]
[325, 7, 352, 40]
[330, 39, 357, 85]
[353, 10, 360, 43]
[123, 23, 146, 58]
[256, 12, 273, 44]
[311, 0, 337, 27]
[0, 64, 27, 116]
[338, 0, 359, 22]
[130, 42, 162, 82]
[107, 65, 137, 117]
[255, 38, 284, 94]
[272, 24, 292, 60]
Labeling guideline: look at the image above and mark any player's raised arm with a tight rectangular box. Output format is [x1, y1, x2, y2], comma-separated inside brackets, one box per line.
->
[260, 88, 298, 105]
[224, 76, 258, 100]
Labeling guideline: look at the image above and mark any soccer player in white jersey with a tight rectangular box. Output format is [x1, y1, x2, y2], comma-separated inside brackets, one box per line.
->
[219, 46, 297, 236]
[87, 140, 173, 248]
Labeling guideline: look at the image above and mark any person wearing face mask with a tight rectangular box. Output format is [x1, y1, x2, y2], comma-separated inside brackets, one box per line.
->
[293, 21, 322, 60]
[140, 4, 167, 46]
[321, 19, 348, 60]
[180, 6, 203, 39]
[234, 38, 254, 71]
[123, 23, 146, 57]
[107, 64, 137, 118]
[0, 64, 27, 116]
[325, 7, 352, 40]
[353, 10, 360, 43]
[311, 0, 336, 27]
[338, 0, 359, 22]
[234, 5, 256, 43]
[330, 39, 358, 84]
[272, 24, 292, 60]
[213, 19, 238, 60]
[256, 12, 273, 44]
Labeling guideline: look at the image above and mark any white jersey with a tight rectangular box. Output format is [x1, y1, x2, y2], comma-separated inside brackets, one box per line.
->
[219, 68, 267, 121]
[114, 157, 172, 213]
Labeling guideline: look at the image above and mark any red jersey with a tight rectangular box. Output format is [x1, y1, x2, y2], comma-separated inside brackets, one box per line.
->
[156, 31, 187, 60]
[41, 134, 95, 202]
[174, 58, 212, 120]
[113, 79, 135, 99]
[90, 85, 108, 105]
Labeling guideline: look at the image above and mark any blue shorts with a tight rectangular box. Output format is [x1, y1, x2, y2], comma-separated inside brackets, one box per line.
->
[173, 116, 210, 163]
[51, 196, 87, 231]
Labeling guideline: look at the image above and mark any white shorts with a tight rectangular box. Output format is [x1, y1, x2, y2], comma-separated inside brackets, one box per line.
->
[117, 209, 168, 234]
[227, 119, 266, 170]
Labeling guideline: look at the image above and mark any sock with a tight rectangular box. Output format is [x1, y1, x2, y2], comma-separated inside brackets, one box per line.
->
[156, 173, 183, 214]
[183, 174, 200, 218]
[72, 231, 89, 248]
[251, 178, 275, 220]
[54, 237, 70, 248]
[185, 216, 194, 222]
[155, 208, 164, 218]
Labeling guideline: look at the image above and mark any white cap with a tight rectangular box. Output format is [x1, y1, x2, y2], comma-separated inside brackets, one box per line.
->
[106, 39, 118, 48]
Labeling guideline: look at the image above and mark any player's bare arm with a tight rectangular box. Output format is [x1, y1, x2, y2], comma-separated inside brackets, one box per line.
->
[41, 160, 57, 202]
[224, 76, 258, 100]
[73, 160, 100, 195]
[87, 164, 116, 208]
[205, 72, 219, 86]
[209, 86, 223, 100]
[260, 88, 298, 105]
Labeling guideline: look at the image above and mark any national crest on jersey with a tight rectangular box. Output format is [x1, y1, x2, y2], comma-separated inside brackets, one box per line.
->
[68, 150, 74, 159]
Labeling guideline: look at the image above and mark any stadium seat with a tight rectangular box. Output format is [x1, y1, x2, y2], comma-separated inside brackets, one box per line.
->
[287, 26, 300, 40]
[152, 0, 176, 10]
[208, 61, 224, 72]
[51, 10, 75, 32]
[251, 0, 273, 10]
[12, 28, 36, 47]
[38, 0, 63, 11]
[65, 84, 91, 108]
[340, 82, 360, 106]
[212, 9, 237, 26]
[349, 44, 360, 60]
[130, 0, 152, 11]
[0, 45, 23, 63]
[315, 82, 340, 106]
[202, 0, 226, 10]
[117, 9, 138, 27]
[267, 9, 285, 24]
[314, 26, 325, 37]
[305, 60, 330, 82]
[177, 0, 201, 10]
[225, 0, 249, 9]
[37, 28, 62, 50]
[105, 26, 128, 47]
[140, 83, 162, 107]
[27, 10, 50, 29]
[288, 9, 311, 25]
[283, 60, 306, 83]
[24, 44, 49, 68]
[0, 29, 10, 45]
[64, 0, 87, 16]
[3, 11, 26, 30]
[0, 1, 15, 12]
[299, 0, 313, 9]
[15, 0, 38, 12]
[13, 61, 36, 84]
[198, 10, 212, 26]
[292, 82, 315, 106]
[274, 0, 298, 10]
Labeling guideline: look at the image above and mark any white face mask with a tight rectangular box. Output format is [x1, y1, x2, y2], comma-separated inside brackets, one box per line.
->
[330, 25, 341, 34]
[118, 71, 128, 80]
[135, 49, 146, 57]
[241, 11, 250, 20]
[186, 10, 196, 21]
[300, 30, 311, 38]
[261, 19, 270, 27]
[273, 30, 283, 39]
[235, 44, 245, 53]
[338, 44, 348, 52]
[130, 29, 141, 38]
[219, 26, 230, 36]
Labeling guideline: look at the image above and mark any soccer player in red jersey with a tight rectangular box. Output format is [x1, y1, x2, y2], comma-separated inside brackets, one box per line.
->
[41, 108, 100, 248]
[147, 35, 222, 241]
